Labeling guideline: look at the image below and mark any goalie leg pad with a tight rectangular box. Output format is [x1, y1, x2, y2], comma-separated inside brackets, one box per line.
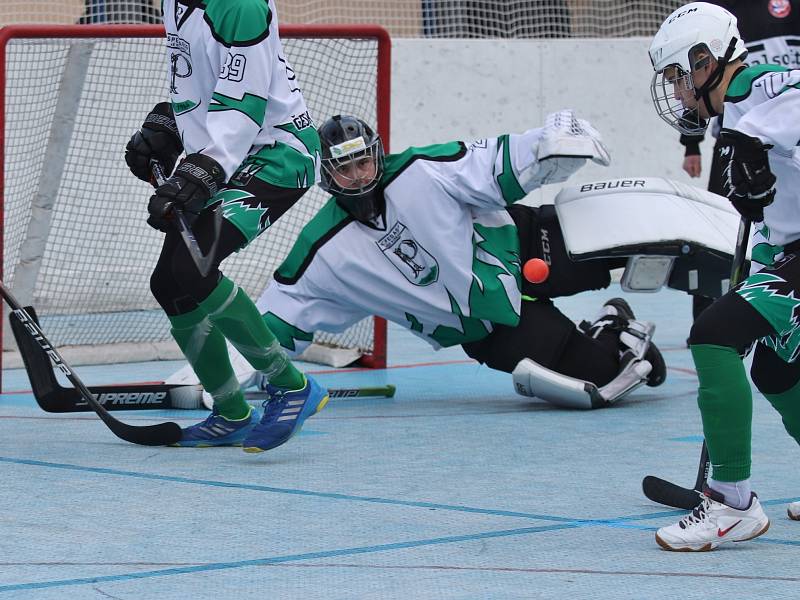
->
[512, 314, 658, 408]
[512, 354, 653, 409]
[512, 358, 607, 409]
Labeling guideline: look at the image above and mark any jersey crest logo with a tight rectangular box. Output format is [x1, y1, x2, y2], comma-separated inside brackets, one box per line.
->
[769, 0, 791, 18]
[377, 222, 439, 286]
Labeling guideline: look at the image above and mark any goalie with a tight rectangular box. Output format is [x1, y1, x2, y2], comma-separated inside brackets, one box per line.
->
[176, 111, 666, 411]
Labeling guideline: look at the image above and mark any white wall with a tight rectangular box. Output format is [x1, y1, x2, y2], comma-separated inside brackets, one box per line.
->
[392, 38, 716, 204]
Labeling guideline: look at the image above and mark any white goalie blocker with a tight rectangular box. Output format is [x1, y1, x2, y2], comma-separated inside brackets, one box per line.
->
[513, 177, 748, 409]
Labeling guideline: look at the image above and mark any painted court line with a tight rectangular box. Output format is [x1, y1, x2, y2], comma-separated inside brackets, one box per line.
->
[3, 456, 799, 593]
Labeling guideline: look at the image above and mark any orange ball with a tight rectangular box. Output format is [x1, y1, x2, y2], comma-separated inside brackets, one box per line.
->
[523, 258, 550, 284]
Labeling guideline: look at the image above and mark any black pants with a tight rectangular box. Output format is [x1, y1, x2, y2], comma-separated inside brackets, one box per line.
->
[150, 179, 306, 317]
[691, 249, 800, 395]
[462, 205, 623, 387]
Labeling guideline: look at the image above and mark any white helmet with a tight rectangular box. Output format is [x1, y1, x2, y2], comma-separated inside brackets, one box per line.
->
[649, 2, 746, 135]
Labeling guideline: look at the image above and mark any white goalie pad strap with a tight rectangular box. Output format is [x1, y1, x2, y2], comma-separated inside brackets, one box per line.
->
[555, 177, 748, 259]
[597, 358, 652, 405]
[619, 319, 655, 360]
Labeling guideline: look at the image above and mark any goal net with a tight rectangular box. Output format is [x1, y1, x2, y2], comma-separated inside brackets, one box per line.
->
[2, 1, 686, 38]
[0, 24, 389, 369]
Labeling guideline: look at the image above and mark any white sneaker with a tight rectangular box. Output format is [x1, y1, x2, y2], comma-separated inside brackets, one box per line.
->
[788, 502, 800, 521]
[655, 487, 770, 552]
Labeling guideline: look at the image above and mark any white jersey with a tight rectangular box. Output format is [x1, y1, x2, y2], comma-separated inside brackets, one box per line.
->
[162, 0, 316, 182]
[255, 129, 549, 354]
[721, 65, 800, 268]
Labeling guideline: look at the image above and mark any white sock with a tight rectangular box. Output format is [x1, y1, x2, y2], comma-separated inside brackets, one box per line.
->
[708, 478, 752, 510]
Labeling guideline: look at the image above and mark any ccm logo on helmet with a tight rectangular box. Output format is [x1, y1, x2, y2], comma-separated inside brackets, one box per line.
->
[668, 6, 698, 23]
[580, 180, 645, 192]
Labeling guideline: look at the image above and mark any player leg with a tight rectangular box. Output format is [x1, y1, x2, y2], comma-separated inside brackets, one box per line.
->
[655, 288, 777, 550]
[470, 204, 662, 409]
[749, 310, 800, 521]
[203, 152, 328, 453]
[151, 162, 324, 448]
[462, 295, 663, 409]
[150, 230, 260, 447]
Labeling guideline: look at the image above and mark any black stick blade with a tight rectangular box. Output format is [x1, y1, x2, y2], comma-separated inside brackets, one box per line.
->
[642, 475, 703, 510]
[107, 419, 182, 446]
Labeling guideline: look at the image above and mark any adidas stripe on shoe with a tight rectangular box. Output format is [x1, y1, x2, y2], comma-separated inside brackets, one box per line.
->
[242, 375, 329, 453]
[171, 406, 259, 448]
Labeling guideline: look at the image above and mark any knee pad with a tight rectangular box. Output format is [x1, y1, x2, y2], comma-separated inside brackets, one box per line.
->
[170, 241, 220, 302]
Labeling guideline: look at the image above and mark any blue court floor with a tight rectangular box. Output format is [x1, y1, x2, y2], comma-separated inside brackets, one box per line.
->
[1, 285, 798, 599]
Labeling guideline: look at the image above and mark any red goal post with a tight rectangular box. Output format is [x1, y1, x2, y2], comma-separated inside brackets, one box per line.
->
[0, 24, 390, 382]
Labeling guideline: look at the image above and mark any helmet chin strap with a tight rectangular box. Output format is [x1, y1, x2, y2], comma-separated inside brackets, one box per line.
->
[693, 38, 738, 118]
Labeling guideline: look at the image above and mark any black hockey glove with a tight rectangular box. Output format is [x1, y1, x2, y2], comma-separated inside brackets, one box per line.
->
[718, 128, 776, 222]
[125, 102, 183, 183]
[147, 153, 226, 232]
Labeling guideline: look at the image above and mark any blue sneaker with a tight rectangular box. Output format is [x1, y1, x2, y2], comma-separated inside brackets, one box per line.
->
[242, 376, 329, 453]
[172, 406, 259, 447]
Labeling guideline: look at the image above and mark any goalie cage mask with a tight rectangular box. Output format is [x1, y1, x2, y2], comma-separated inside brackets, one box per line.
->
[649, 2, 746, 135]
[318, 114, 385, 222]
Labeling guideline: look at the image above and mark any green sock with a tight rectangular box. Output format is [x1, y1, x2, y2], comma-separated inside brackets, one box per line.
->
[764, 379, 800, 445]
[169, 306, 250, 420]
[199, 276, 305, 390]
[691, 344, 752, 481]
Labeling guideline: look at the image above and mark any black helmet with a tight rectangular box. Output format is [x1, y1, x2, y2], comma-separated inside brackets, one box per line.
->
[318, 115, 385, 222]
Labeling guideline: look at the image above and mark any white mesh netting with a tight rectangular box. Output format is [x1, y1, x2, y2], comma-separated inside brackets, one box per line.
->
[2, 27, 387, 363]
[3, 1, 686, 38]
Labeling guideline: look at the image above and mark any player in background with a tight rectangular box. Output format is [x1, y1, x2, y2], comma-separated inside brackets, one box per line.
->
[124, 0, 327, 452]
[216, 111, 666, 411]
[649, 1, 800, 550]
[677, 0, 800, 322]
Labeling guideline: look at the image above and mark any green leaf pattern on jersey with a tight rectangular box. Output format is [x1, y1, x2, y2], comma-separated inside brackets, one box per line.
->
[752, 224, 784, 268]
[736, 272, 800, 362]
[216, 188, 271, 241]
[469, 222, 521, 327]
[495, 134, 526, 205]
[405, 313, 424, 334]
[263, 311, 313, 352]
[209, 91, 267, 126]
[430, 290, 491, 347]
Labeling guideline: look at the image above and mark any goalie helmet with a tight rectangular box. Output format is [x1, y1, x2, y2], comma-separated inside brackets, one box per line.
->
[649, 2, 746, 135]
[318, 115, 385, 222]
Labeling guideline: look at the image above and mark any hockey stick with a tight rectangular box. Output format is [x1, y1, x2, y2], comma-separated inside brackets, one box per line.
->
[244, 384, 396, 402]
[11, 314, 396, 412]
[150, 161, 221, 278]
[2, 283, 181, 445]
[9, 305, 202, 412]
[642, 216, 751, 510]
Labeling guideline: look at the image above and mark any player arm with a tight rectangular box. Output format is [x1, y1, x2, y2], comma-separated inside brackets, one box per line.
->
[732, 86, 800, 152]
[437, 110, 610, 210]
[256, 277, 369, 357]
[200, 1, 276, 179]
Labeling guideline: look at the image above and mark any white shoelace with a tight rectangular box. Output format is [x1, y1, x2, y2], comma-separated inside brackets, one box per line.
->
[679, 497, 713, 529]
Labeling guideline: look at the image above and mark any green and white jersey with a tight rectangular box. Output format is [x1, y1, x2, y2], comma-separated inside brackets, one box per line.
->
[255, 128, 550, 354]
[722, 65, 800, 268]
[162, 0, 318, 187]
